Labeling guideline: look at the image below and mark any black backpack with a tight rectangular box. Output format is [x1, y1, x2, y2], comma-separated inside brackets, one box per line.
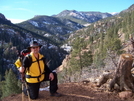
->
[17, 49, 31, 81]
[19, 49, 31, 60]
[18, 49, 31, 68]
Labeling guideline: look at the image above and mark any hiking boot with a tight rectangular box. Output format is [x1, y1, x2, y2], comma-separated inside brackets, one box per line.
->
[50, 92, 62, 97]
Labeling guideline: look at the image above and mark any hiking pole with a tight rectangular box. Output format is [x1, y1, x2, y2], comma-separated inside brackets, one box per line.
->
[24, 82, 31, 101]
[22, 82, 24, 101]
[21, 73, 31, 101]
[21, 72, 25, 101]
[21, 81, 31, 101]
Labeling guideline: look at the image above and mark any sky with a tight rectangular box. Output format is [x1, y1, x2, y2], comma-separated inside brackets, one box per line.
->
[0, 0, 133, 23]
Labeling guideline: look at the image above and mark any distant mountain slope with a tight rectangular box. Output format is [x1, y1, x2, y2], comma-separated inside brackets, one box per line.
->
[16, 15, 84, 43]
[17, 15, 84, 35]
[16, 10, 113, 43]
[53, 10, 112, 24]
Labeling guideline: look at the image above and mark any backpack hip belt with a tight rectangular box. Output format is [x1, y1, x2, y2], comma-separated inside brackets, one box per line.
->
[25, 72, 45, 82]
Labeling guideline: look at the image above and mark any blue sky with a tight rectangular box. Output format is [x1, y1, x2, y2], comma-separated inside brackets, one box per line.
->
[0, 0, 133, 23]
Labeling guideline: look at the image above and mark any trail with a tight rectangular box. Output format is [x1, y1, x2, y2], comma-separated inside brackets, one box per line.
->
[2, 82, 133, 101]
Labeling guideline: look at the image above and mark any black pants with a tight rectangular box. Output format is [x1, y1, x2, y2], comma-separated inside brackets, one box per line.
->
[27, 72, 58, 99]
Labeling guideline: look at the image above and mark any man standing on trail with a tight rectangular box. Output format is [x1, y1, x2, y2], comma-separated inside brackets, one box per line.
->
[19, 40, 61, 100]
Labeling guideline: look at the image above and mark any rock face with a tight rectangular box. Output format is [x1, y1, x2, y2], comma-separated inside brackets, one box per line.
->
[57, 55, 70, 72]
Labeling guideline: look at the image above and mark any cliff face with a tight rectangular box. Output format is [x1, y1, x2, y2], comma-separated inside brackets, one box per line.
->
[57, 55, 71, 73]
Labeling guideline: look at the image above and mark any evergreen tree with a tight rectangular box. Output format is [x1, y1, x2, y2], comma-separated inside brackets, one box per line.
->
[1, 68, 21, 98]
[81, 50, 93, 67]
[0, 79, 2, 99]
[71, 37, 84, 72]
[0, 75, 1, 81]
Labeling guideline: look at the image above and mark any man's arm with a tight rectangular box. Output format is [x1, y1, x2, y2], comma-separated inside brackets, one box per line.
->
[43, 58, 54, 81]
[43, 57, 52, 73]
[20, 56, 30, 73]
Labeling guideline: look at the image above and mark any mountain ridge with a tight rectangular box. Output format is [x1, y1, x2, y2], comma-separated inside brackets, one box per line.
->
[16, 10, 114, 43]
[53, 10, 112, 23]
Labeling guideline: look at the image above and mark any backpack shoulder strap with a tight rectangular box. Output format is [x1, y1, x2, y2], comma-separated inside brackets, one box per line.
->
[26, 54, 32, 72]
[26, 54, 43, 72]
[26, 55, 46, 72]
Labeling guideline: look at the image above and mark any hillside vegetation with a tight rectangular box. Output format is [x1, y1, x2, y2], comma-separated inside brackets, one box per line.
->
[58, 5, 134, 83]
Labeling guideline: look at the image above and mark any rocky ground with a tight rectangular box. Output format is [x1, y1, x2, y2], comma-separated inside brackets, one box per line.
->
[1, 82, 134, 101]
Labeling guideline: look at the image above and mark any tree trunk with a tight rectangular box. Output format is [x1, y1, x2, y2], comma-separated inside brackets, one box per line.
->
[109, 53, 134, 92]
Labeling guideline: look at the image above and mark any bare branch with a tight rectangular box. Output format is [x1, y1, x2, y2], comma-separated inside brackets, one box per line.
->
[106, 48, 118, 67]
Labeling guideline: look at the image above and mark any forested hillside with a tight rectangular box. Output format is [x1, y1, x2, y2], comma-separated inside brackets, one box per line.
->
[58, 4, 134, 83]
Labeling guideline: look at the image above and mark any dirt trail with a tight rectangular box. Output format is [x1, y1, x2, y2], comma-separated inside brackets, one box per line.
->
[2, 82, 134, 101]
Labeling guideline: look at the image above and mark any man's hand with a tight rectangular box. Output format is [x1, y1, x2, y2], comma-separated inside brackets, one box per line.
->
[49, 73, 54, 81]
[19, 67, 25, 73]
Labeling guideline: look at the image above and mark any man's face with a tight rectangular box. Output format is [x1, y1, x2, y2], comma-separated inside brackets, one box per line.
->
[31, 46, 40, 54]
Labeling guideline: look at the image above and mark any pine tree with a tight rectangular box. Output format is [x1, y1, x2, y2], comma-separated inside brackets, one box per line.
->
[0, 80, 2, 99]
[1, 68, 21, 98]
[81, 50, 93, 67]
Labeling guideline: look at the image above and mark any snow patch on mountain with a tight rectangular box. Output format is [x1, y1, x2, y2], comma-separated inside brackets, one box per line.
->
[109, 12, 119, 15]
[29, 20, 39, 27]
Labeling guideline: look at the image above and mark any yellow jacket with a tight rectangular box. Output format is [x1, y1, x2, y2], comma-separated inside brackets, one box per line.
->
[24, 52, 45, 83]
[14, 58, 22, 68]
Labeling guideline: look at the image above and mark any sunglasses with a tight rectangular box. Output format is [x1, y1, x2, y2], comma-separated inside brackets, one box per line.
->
[31, 47, 39, 49]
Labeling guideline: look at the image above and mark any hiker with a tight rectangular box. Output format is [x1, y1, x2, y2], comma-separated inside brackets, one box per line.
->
[18, 40, 61, 100]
